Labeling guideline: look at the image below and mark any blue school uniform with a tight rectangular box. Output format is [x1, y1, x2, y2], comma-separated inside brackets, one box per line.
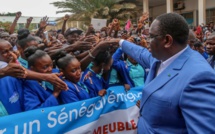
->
[0, 76, 24, 116]
[81, 68, 108, 98]
[23, 80, 59, 111]
[23, 69, 60, 111]
[88, 62, 121, 87]
[59, 79, 90, 104]
[112, 48, 145, 87]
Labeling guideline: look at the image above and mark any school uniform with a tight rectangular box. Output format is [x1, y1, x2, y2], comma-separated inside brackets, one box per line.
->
[81, 68, 108, 98]
[59, 79, 90, 104]
[23, 80, 59, 111]
[112, 48, 145, 87]
[0, 76, 24, 116]
[23, 69, 60, 111]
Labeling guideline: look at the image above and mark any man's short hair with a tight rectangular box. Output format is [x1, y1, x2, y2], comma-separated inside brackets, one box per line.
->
[156, 13, 189, 45]
[194, 41, 203, 48]
[207, 32, 215, 40]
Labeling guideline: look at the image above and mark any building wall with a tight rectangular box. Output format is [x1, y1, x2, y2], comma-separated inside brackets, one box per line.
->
[206, 0, 215, 9]
[149, 5, 166, 20]
[149, 0, 215, 26]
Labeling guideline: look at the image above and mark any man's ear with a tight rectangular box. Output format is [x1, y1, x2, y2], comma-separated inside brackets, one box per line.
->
[164, 34, 173, 48]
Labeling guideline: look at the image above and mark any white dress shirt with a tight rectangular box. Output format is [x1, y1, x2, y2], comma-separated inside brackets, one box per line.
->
[156, 46, 188, 76]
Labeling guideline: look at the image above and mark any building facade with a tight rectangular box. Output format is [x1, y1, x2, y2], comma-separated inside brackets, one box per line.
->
[141, 0, 215, 27]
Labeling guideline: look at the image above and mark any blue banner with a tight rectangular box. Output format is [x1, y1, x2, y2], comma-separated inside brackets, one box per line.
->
[0, 86, 142, 134]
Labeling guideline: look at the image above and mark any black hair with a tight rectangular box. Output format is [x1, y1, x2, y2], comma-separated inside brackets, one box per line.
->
[194, 41, 203, 48]
[17, 28, 36, 49]
[93, 51, 112, 66]
[24, 46, 48, 67]
[155, 13, 189, 45]
[55, 51, 76, 70]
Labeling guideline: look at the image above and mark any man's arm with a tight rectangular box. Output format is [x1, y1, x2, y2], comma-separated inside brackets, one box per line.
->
[0, 64, 68, 90]
[25, 17, 33, 29]
[26, 70, 68, 90]
[35, 16, 48, 37]
[121, 40, 155, 69]
[61, 14, 69, 35]
[9, 12, 21, 34]
[0, 63, 26, 78]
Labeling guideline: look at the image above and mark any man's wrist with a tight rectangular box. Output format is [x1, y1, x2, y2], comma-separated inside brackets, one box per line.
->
[41, 73, 48, 81]
[119, 39, 125, 48]
[14, 19, 19, 22]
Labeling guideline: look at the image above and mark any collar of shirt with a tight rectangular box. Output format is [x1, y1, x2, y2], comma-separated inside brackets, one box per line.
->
[0, 61, 8, 69]
[156, 46, 188, 76]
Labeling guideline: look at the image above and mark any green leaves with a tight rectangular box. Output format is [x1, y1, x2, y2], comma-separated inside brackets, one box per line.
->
[51, 0, 122, 14]
[51, 0, 139, 25]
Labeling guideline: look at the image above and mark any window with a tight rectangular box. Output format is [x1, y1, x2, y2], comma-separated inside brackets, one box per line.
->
[206, 8, 215, 24]
[181, 12, 194, 26]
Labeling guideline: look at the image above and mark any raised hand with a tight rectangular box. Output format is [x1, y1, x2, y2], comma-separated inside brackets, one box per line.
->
[16, 11, 22, 19]
[40, 16, 49, 29]
[87, 24, 95, 33]
[140, 12, 149, 22]
[64, 14, 70, 21]
[112, 19, 120, 31]
[26, 17, 33, 29]
[27, 17, 33, 24]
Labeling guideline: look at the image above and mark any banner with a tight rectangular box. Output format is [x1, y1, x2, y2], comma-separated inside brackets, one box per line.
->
[91, 18, 107, 31]
[0, 86, 142, 134]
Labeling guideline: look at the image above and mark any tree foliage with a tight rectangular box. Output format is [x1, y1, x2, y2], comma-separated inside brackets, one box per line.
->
[0, 12, 17, 16]
[51, 0, 142, 25]
[0, 21, 11, 32]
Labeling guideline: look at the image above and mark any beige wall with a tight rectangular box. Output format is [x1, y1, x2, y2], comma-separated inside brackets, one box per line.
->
[149, 0, 215, 26]
[206, 0, 215, 9]
[149, 5, 166, 20]
[176, 0, 215, 11]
